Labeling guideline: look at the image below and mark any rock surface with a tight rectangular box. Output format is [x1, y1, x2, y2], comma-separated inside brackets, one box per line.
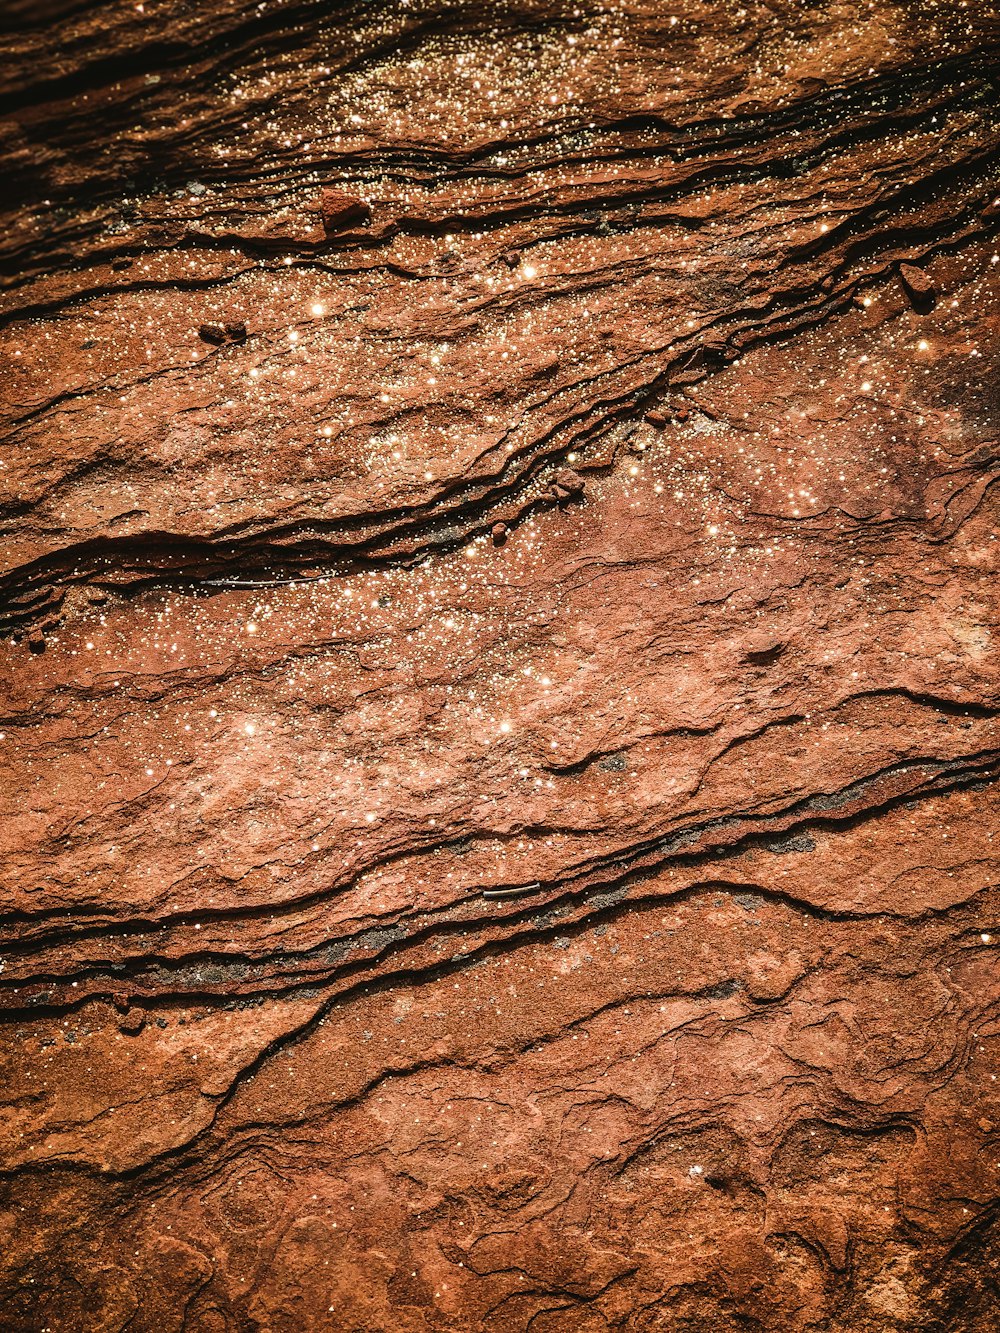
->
[1, 1, 1000, 1329]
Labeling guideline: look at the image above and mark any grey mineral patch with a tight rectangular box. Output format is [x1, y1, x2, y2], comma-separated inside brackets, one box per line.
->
[766, 832, 817, 854]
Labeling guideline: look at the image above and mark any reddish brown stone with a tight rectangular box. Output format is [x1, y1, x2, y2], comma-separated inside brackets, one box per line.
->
[899, 261, 937, 309]
[741, 635, 786, 665]
[553, 467, 585, 495]
[118, 1009, 145, 1035]
[319, 187, 371, 233]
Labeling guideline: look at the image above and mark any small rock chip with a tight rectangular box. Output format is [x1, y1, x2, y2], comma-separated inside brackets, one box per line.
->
[742, 636, 785, 666]
[320, 188, 371, 233]
[554, 467, 585, 496]
[119, 1008, 145, 1035]
[27, 635, 46, 654]
[491, 522, 508, 546]
[225, 320, 247, 341]
[199, 322, 227, 345]
[898, 262, 936, 310]
[645, 409, 668, 428]
[502, 250, 520, 268]
[675, 406, 689, 422]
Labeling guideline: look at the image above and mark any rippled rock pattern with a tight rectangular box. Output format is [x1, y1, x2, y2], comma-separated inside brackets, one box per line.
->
[2, 1, 1000, 1329]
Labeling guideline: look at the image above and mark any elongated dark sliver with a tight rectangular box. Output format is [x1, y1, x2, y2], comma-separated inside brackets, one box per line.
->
[1, 2, 1000, 1330]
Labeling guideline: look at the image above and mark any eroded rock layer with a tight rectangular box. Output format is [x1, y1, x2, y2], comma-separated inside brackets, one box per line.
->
[2, 1, 1000, 1329]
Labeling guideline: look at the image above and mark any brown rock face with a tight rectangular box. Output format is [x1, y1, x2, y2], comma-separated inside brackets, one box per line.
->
[1, 2, 1000, 1330]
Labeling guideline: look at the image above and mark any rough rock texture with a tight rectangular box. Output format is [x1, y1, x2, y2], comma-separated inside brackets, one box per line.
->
[2, 1, 1000, 1329]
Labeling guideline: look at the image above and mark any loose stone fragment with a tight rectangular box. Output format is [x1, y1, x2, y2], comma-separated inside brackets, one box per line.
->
[899, 262, 936, 310]
[491, 522, 508, 546]
[198, 322, 227, 344]
[225, 320, 247, 341]
[742, 636, 786, 666]
[553, 467, 585, 496]
[319, 188, 371, 233]
[645, 409, 668, 428]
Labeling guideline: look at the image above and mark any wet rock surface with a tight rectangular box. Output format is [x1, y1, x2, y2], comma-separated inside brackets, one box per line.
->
[1, 1, 999, 1329]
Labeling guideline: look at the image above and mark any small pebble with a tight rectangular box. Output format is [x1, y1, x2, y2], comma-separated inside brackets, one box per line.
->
[320, 188, 371, 233]
[741, 636, 785, 666]
[119, 1009, 145, 1035]
[554, 467, 585, 495]
[898, 262, 936, 310]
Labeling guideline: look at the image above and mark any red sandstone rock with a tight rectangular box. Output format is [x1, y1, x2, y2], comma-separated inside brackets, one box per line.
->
[1, 3, 999, 1331]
